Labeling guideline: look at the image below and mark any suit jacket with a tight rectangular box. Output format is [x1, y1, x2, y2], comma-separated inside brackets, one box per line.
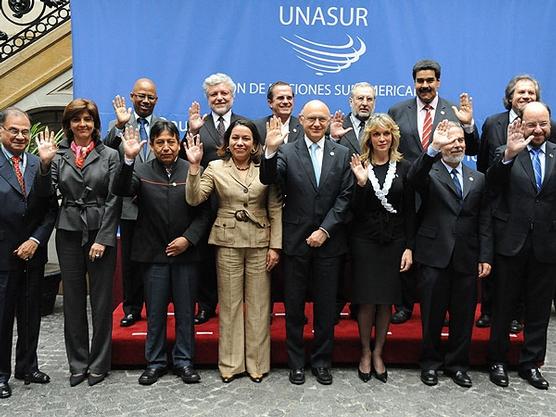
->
[408, 153, 492, 274]
[487, 142, 556, 263]
[254, 115, 304, 145]
[477, 111, 556, 173]
[104, 113, 164, 220]
[0, 152, 57, 270]
[50, 139, 122, 247]
[112, 158, 211, 263]
[260, 138, 354, 257]
[186, 159, 282, 249]
[337, 113, 361, 156]
[388, 97, 480, 162]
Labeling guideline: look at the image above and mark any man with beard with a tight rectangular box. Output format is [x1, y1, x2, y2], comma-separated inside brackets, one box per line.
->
[487, 102, 556, 390]
[408, 120, 492, 388]
[388, 59, 480, 324]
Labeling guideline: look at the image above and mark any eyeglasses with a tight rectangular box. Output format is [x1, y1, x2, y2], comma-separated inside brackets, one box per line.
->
[132, 93, 157, 101]
[303, 116, 329, 125]
[1, 126, 30, 138]
[523, 121, 549, 129]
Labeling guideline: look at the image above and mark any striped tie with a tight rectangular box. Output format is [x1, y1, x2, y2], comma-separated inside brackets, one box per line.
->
[421, 104, 433, 150]
[11, 155, 25, 195]
[530, 148, 543, 191]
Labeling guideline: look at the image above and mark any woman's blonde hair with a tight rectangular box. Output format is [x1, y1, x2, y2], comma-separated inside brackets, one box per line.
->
[360, 113, 403, 165]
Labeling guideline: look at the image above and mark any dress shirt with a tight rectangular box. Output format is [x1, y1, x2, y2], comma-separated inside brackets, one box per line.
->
[304, 135, 325, 168]
[212, 110, 232, 132]
[527, 142, 546, 180]
[416, 96, 474, 134]
[281, 116, 291, 143]
[114, 113, 154, 136]
[350, 113, 366, 140]
[441, 159, 464, 192]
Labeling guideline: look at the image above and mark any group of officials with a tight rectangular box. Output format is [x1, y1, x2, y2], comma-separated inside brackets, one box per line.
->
[1, 59, 556, 399]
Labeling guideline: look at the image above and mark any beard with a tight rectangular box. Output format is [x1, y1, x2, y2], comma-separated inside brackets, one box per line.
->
[442, 153, 464, 165]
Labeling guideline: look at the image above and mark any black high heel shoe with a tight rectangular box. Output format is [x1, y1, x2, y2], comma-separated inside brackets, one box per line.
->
[358, 367, 371, 382]
[373, 369, 388, 383]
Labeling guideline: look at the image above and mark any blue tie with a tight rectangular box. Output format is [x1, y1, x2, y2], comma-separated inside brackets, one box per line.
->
[309, 142, 321, 186]
[530, 148, 543, 191]
[451, 169, 463, 200]
[138, 118, 148, 159]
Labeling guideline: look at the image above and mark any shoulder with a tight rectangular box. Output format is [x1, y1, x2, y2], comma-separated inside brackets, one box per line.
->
[208, 159, 225, 169]
[97, 143, 119, 158]
[388, 98, 414, 113]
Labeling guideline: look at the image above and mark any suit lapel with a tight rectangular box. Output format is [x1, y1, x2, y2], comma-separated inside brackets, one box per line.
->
[319, 140, 336, 190]
[407, 100, 421, 151]
[433, 98, 451, 128]
[343, 116, 360, 154]
[431, 161, 461, 205]
[516, 149, 538, 194]
[288, 117, 302, 143]
[205, 115, 222, 149]
[0, 151, 24, 195]
[461, 165, 475, 200]
[81, 143, 100, 169]
[295, 139, 318, 191]
[23, 154, 38, 197]
[539, 142, 556, 195]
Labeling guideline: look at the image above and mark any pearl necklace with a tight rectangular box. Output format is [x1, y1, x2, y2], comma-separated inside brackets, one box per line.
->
[367, 161, 398, 214]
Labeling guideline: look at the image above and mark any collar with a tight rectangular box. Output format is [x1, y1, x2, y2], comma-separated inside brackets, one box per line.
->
[527, 142, 547, 154]
[350, 113, 367, 127]
[441, 159, 463, 176]
[135, 112, 153, 124]
[304, 135, 325, 149]
[1, 144, 27, 165]
[212, 110, 232, 125]
[509, 109, 519, 123]
[417, 95, 439, 111]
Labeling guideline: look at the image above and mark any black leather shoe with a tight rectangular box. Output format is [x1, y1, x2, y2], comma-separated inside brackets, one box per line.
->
[221, 374, 236, 383]
[475, 314, 491, 328]
[174, 366, 200, 384]
[489, 363, 509, 387]
[289, 368, 305, 385]
[518, 368, 549, 390]
[391, 310, 411, 324]
[358, 367, 371, 382]
[0, 382, 11, 399]
[420, 369, 438, 386]
[194, 309, 213, 325]
[14, 370, 50, 384]
[139, 367, 167, 385]
[88, 373, 106, 386]
[69, 373, 87, 387]
[311, 367, 333, 385]
[120, 313, 140, 327]
[446, 370, 472, 388]
[249, 374, 264, 383]
[373, 369, 388, 383]
[510, 319, 524, 334]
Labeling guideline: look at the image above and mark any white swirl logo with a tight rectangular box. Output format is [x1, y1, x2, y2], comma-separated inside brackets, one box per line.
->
[281, 34, 366, 76]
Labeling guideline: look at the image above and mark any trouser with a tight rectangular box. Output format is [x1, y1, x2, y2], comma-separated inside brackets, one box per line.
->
[120, 219, 144, 317]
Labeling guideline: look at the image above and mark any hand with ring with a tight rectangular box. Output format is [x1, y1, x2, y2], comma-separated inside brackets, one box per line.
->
[89, 243, 106, 261]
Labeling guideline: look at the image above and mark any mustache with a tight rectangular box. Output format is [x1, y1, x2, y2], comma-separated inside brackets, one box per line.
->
[418, 87, 432, 92]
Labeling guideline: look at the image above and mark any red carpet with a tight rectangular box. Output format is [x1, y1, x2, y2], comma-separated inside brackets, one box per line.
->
[112, 303, 523, 367]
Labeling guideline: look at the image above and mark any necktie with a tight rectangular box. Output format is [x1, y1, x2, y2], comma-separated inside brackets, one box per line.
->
[451, 168, 463, 200]
[309, 142, 321, 186]
[217, 116, 225, 140]
[530, 148, 543, 191]
[11, 155, 25, 195]
[421, 104, 433, 150]
[358, 120, 366, 145]
[138, 118, 149, 159]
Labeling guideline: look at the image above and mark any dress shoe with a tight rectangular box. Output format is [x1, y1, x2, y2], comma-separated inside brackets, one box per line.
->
[139, 367, 167, 385]
[420, 369, 438, 386]
[518, 368, 549, 390]
[289, 368, 305, 385]
[373, 369, 388, 383]
[194, 309, 213, 325]
[120, 313, 140, 327]
[0, 382, 11, 399]
[391, 310, 411, 324]
[510, 319, 523, 334]
[489, 363, 509, 387]
[249, 374, 264, 383]
[88, 373, 106, 386]
[14, 370, 50, 384]
[69, 373, 87, 387]
[311, 367, 333, 385]
[446, 370, 472, 388]
[221, 374, 236, 383]
[174, 366, 200, 384]
[475, 314, 491, 328]
[357, 367, 371, 382]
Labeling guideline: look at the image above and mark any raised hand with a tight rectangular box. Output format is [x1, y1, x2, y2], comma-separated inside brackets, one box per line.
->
[112, 95, 132, 128]
[350, 154, 368, 186]
[265, 115, 286, 153]
[330, 110, 353, 139]
[183, 132, 204, 170]
[122, 127, 145, 160]
[452, 93, 473, 125]
[188, 101, 207, 134]
[504, 119, 531, 161]
[430, 119, 454, 151]
[36, 126, 58, 167]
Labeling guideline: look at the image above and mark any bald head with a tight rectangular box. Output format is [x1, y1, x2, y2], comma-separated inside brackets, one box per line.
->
[130, 78, 158, 118]
[299, 100, 331, 142]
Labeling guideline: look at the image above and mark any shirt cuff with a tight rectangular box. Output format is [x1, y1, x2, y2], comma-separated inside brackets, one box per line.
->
[462, 120, 475, 133]
[124, 158, 134, 165]
[29, 237, 40, 245]
[319, 227, 330, 238]
[427, 146, 440, 157]
[264, 148, 277, 159]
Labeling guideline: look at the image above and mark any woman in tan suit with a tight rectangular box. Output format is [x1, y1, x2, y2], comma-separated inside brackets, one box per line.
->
[185, 119, 282, 383]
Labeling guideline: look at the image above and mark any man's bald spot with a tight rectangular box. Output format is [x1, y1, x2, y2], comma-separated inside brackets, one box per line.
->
[132, 78, 157, 93]
[522, 101, 550, 120]
[300, 100, 330, 117]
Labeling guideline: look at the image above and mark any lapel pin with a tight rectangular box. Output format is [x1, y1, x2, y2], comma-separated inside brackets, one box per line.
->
[469, 177, 474, 182]
[440, 110, 446, 115]
[293, 128, 297, 133]
[330, 151, 334, 156]
[549, 153, 554, 158]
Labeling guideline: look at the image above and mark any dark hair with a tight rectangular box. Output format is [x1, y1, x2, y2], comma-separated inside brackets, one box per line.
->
[412, 59, 441, 80]
[62, 98, 101, 143]
[0, 107, 30, 125]
[503, 74, 540, 111]
[267, 81, 294, 101]
[217, 119, 262, 164]
[149, 120, 179, 143]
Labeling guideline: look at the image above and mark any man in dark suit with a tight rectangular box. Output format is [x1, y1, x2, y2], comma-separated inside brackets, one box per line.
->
[254, 81, 303, 145]
[388, 59, 480, 324]
[105, 78, 162, 328]
[180, 73, 247, 324]
[487, 102, 556, 390]
[408, 120, 492, 388]
[0, 108, 58, 399]
[260, 100, 354, 385]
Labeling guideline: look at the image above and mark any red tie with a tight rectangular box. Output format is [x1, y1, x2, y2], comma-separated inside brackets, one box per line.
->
[11, 155, 25, 195]
[421, 104, 433, 150]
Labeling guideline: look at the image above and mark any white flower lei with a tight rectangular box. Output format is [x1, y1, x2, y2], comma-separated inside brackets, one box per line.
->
[367, 161, 398, 214]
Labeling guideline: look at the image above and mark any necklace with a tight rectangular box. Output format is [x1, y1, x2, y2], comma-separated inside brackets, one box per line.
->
[233, 161, 249, 171]
[367, 160, 398, 214]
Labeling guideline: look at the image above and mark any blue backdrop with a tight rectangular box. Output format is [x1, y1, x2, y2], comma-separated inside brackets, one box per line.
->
[71, 0, 556, 161]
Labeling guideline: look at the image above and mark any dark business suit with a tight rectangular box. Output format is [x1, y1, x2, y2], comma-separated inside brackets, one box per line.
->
[112, 157, 211, 368]
[408, 152, 492, 372]
[0, 152, 57, 383]
[337, 113, 361, 156]
[388, 96, 480, 317]
[260, 138, 354, 368]
[487, 142, 556, 370]
[50, 139, 122, 375]
[105, 113, 163, 319]
[254, 115, 304, 145]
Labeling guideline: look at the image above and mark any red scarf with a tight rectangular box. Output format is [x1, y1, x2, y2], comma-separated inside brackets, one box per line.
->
[71, 140, 96, 169]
